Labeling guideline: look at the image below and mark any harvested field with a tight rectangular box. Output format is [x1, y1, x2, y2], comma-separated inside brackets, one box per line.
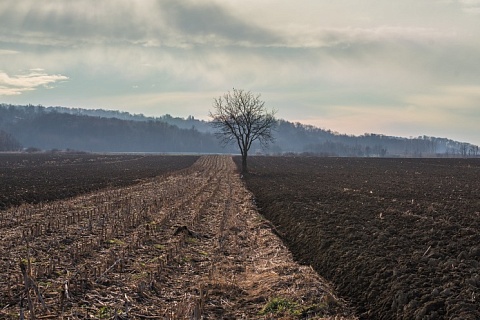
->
[238, 156, 480, 319]
[0, 155, 355, 319]
[0, 153, 199, 210]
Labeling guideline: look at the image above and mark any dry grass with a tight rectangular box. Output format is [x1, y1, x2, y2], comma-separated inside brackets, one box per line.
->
[0, 155, 357, 319]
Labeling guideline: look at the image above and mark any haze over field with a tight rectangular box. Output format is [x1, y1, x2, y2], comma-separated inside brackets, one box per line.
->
[1, 1, 479, 145]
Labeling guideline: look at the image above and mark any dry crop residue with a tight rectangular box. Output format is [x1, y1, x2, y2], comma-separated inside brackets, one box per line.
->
[0, 155, 355, 319]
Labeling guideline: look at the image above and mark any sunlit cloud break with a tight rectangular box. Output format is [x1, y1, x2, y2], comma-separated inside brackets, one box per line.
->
[0, 49, 19, 55]
[0, 70, 68, 96]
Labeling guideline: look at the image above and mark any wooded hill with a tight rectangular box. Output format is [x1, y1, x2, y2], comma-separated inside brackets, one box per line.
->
[0, 104, 477, 157]
[0, 104, 230, 153]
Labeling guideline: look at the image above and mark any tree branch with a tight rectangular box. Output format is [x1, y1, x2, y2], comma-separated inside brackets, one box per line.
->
[209, 88, 277, 171]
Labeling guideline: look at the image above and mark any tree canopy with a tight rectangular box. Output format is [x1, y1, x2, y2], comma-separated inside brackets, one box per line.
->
[209, 89, 276, 173]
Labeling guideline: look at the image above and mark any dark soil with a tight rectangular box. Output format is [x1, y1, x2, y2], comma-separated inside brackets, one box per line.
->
[0, 153, 199, 210]
[237, 156, 480, 320]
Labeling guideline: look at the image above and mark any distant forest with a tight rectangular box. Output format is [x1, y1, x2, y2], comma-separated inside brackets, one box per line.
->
[0, 104, 229, 153]
[0, 103, 478, 157]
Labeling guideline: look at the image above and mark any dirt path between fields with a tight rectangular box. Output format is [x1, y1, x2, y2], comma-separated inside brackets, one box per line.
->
[0, 155, 355, 319]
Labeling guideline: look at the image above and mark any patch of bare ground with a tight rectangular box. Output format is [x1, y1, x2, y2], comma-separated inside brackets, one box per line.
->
[0, 155, 355, 319]
[239, 156, 480, 319]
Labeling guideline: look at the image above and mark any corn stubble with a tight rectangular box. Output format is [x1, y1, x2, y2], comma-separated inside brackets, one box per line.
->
[0, 156, 355, 319]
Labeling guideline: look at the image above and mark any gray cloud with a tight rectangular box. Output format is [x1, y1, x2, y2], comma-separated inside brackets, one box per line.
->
[159, 0, 282, 46]
[0, 1, 151, 46]
[0, 0, 282, 48]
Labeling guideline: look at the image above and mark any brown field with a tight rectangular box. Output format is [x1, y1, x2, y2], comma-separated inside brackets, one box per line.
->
[0, 153, 199, 210]
[238, 156, 480, 319]
[0, 154, 355, 319]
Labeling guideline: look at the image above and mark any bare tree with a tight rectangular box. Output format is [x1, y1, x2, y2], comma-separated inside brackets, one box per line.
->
[209, 89, 276, 173]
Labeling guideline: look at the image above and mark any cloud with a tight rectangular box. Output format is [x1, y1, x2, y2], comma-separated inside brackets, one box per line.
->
[406, 85, 480, 116]
[0, 70, 68, 96]
[1, 1, 479, 145]
[458, 0, 480, 13]
[277, 25, 461, 50]
[0, 49, 19, 55]
[0, 0, 281, 48]
[0, 1, 155, 46]
[160, 0, 281, 46]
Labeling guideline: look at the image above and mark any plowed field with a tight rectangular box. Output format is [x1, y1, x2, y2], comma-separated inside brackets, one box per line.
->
[0, 153, 199, 210]
[0, 155, 355, 319]
[238, 156, 480, 320]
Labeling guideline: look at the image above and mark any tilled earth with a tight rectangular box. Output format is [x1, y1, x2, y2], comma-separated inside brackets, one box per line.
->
[0, 153, 199, 210]
[239, 156, 480, 320]
[0, 155, 355, 319]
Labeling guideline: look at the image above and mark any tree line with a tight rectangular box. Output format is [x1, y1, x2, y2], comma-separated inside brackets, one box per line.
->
[0, 104, 234, 153]
[0, 103, 477, 157]
[270, 122, 478, 157]
[0, 130, 22, 151]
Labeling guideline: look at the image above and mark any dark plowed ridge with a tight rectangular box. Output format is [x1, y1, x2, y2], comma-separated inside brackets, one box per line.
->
[0, 153, 199, 210]
[238, 156, 480, 319]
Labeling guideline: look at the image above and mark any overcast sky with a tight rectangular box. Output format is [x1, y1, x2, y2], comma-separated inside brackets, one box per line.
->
[1, 0, 479, 144]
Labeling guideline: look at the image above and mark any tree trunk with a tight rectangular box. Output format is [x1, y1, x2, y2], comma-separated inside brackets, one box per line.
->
[241, 153, 248, 173]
